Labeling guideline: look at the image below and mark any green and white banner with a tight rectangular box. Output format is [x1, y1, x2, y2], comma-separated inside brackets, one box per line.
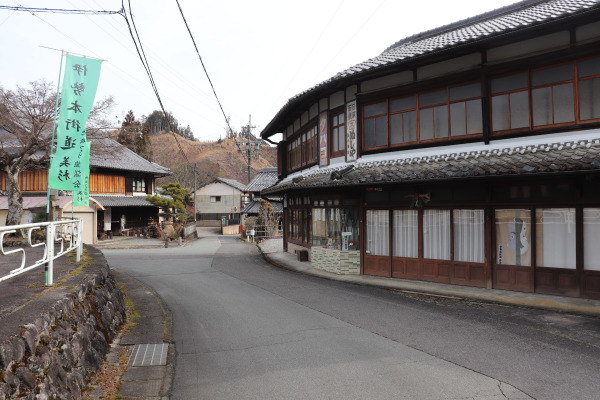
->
[48, 54, 102, 204]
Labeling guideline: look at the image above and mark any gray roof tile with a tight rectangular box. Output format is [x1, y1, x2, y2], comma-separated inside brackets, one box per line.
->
[90, 138, 171, 176]
[93, 195, 157, 208]
[264, 135, 600, 194]
[216, 177, 247, 192]
[245, 168, 279, 193]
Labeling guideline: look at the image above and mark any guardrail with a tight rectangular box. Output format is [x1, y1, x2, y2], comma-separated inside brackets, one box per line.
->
[0, 218, 83, 285]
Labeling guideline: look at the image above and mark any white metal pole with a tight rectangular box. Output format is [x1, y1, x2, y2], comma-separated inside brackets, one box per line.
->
[46, 223, 54, 285]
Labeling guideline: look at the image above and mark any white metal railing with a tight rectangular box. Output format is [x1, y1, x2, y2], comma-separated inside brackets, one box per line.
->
[247, 225, 283, 242]
[0, 218, 83, 285]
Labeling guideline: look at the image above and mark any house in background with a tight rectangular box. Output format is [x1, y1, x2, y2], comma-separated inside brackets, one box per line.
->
[0, 136, 171, 244]
[195, 177, 246, 226]
[261, 0, 600, 299]
[242, 167, 282, 222]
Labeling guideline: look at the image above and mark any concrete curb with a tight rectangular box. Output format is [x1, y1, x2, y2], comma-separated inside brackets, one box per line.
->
[257, 244, 600, 317]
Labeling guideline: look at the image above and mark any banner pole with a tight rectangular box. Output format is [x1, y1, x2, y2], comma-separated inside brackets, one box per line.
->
[46, 50, 65, 219]
[45, 50, 64, 285]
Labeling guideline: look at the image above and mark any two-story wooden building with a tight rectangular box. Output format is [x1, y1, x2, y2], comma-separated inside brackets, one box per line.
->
[0, 137, 171, 244]
[261, 0, 600, 299]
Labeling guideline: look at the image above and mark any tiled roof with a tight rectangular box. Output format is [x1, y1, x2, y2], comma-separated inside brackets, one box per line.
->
[90, 138, 171, 176]
[262, 0, 600, 138]
[216, 177, 247, 192]
[242, 198, 283, 214]
[246, 168, 279, 193]
[92, 195, 157, 208]
[263, 129, 600, 194]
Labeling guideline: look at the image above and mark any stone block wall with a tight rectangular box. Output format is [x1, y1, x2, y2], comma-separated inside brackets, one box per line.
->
[0, 263, 125, 399]
[311, 247, 360, 275]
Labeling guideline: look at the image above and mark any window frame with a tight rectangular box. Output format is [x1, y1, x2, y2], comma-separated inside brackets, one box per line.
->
[361, 81, 483, 152]
[287, 124, 318, 172]
[330, 108, 346, 158]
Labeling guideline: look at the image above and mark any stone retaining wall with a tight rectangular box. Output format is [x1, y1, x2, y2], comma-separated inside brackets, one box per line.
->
[0, 261, 125, 399]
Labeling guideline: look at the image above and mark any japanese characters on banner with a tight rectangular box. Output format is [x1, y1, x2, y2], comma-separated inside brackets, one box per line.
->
[48, 55, 102, 207]
[318, 111, 328, 166]
[346, 101, 357, 162]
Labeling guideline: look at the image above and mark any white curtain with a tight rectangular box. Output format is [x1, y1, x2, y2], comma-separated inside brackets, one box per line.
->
[536, 208, 576, 269]
[453, 209, 485, 263]
[423, 210, 451, 260]
[393, 210, 418, 258]
[366, 210, 389, 256]
[584, 208, 600, 271]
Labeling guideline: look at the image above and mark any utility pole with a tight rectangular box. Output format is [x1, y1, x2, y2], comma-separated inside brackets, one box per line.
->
[194, 163, 197, 222]
[235, 115, 261, 184]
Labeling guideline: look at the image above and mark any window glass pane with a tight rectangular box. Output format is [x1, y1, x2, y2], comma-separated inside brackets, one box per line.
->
[393, 210, 418, 258]
[450, 102, 466, 136]
[339, 113, 345, 123]
[390, 96, 415, 112]
[332, 115, 338, 125]
[332, 127, 339, 152]
[423, 210, 451, 260]
[578, 56, 600, 78]
[375, 115, 388, 147]
[454, 209, 485, 263]
[579, 78, 600, 120]
[419, 89, 447, 107]
[495, 209, 531, 266]
[364, 118, 375, 148]
[492, 95, 510, 131]
[341, 208, 360, 250]
[312, 208, 326, 246]
[433, 105, 448, 138]
[491, 72, 528, 94]
[553, 83, 575, 124]
[450, 83, 481, 101]
[420, 108, 434, 140]
[535, 208, 576, 269]
[466, 99, 483, 134]
[584, 208, 600, 271]
[531, 64, 573, 86]
[339, 126, 346, 150]
[532, 87, 552, 126]
[404, 111, 417, 142]
[364, 101, 387, 117]
[510, 91, 530, 128]
[390, 114, 403, 144]
[366, 210, 389, 256]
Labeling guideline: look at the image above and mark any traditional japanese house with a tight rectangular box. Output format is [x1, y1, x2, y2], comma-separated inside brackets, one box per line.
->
[195, 178, 246, 226]
[260, 0, 600, 299]
[0, 136, 171, 244]
[242, 167, 283, 218]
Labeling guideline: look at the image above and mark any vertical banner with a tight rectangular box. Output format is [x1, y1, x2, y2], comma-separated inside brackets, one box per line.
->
[73, 141, 91, 207]
[49, 55, 102, 200]
[318, 111, 328, 166]
[346, 100, 357, 162]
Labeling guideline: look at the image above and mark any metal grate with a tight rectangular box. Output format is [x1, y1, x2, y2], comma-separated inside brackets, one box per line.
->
[127, 343, 169, 367]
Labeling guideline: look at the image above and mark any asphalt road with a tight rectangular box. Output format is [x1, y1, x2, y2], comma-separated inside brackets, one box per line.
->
[102, 236, 600, 400]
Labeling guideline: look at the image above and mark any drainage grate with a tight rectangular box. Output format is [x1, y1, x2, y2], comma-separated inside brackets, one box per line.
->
[127, 343, 169, 367]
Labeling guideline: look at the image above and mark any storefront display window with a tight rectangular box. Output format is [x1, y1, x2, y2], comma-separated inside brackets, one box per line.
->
[312, 207, 359, 250]
[495, 209, 532, 266]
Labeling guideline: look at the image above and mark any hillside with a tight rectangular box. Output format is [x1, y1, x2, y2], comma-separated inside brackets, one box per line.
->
[149, 133, 277, 187]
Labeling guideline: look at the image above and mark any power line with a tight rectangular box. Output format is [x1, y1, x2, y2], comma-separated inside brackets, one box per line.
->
[0, 5, 120, 15]
[174, 0, 234, 137]
[120, 0, 191, 165]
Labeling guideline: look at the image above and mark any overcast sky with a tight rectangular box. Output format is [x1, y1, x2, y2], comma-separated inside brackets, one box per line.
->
[1, 0, 518, 142]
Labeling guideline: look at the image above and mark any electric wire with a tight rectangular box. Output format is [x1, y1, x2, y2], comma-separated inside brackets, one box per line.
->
[174, 0, 234, 137]
[0, 5, 120, 15]
[121, 0, 191, 165]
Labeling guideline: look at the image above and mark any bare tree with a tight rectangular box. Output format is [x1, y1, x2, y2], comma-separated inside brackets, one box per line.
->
[0, 80, 114, 227]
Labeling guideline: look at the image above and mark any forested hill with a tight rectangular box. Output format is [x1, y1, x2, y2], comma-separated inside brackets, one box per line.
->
[149, 133, 277, 187]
